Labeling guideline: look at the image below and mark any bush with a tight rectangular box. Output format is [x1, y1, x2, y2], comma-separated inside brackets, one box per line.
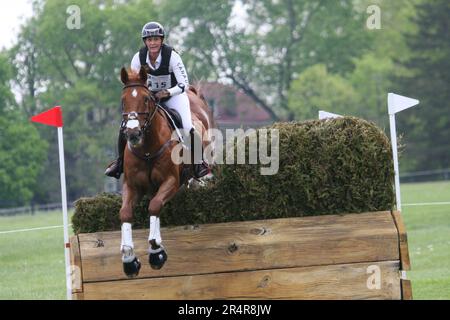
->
[72, 117, 395, 234]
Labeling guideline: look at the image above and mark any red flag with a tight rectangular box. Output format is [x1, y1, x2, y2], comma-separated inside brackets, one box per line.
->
[31, 106, 64, 127]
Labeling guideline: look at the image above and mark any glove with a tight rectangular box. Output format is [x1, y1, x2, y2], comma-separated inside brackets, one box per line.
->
[155, 89, 170, 100]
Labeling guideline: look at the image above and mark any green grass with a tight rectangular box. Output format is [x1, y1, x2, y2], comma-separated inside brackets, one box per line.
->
[0, 182, 449, 299]
[0, 210, 74, 299]
[401, 181, 450, 300]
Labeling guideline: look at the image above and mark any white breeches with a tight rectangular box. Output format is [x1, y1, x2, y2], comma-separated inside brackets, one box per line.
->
[164, 92, 193, 132]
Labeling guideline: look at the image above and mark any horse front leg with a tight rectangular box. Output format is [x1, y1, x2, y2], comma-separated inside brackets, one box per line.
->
[148, 177, 178, 270]
[120, 182, 142, 277]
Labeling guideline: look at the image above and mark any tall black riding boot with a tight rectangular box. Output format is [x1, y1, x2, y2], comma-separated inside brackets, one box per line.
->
[105, 129, 127, 179]
[189, 128, 210, 179]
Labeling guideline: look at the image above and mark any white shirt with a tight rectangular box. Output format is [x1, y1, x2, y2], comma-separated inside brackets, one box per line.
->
[130, 48, 189, 96]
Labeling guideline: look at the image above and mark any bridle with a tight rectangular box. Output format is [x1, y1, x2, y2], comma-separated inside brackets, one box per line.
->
[121, 83, 158, 133]
[120, 82, 177, 167]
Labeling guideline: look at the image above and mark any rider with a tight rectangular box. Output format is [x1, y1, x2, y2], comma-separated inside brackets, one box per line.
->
[105, 21, 210, 179]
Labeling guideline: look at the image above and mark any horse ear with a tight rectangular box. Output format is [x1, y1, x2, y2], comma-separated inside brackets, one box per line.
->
[139, 65, 147, 83]
[120, 67, 129, 84]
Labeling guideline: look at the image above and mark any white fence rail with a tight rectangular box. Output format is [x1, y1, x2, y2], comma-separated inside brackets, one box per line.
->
[400, 168, 450, 183]
[0, 202, 74, 216]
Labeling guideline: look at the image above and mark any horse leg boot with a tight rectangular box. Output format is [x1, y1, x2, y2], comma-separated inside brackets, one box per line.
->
[105, 128, 126, 179]
[120, 222, 141, 277]
[148, 215, 167, 270]
[189, 128, 210, 179]
[147, 181, 178, 270]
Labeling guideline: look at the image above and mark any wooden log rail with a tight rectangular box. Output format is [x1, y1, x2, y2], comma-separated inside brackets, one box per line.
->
[70, 211, 412, 300]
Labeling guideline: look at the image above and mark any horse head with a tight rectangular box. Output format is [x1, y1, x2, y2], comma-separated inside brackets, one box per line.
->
[120, 66, 156, 147]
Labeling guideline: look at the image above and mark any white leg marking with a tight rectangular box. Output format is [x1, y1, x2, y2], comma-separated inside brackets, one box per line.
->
[121, 222, 134, 250]
[148, 216, 159, 244]
[121, 223, 135, 262]
[148, 216, 163, 254]
[155, 217, 162, 246]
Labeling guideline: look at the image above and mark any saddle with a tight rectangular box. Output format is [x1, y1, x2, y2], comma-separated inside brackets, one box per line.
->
[157, 103, 183, 130]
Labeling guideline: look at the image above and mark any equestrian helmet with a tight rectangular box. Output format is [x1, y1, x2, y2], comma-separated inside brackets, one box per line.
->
[141, 21, 165, 39]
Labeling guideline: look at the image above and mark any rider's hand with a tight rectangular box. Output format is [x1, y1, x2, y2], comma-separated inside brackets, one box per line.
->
[155, 89, 170, 100]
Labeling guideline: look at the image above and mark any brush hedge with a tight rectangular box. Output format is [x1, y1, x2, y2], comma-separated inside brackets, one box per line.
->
[72, 117, 395, 234]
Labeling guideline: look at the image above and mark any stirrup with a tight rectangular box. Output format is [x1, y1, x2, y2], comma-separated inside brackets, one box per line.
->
[105, 159, 122, 179]
[193, 161, 211, 179]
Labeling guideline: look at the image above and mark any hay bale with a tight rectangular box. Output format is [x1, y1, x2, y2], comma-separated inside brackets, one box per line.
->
[72, 117, 395, 234]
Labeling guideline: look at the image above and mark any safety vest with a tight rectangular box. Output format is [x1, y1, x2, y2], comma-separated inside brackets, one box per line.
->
[139, 44, 177, 92]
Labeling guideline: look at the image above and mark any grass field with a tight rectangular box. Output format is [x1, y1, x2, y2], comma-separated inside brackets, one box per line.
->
[400, 181, 450, 300]
[0, 181, 449, 300]
[0, 210, 74, 299]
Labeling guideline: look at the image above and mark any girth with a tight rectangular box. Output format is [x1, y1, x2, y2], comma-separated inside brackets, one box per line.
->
[127, 138, 175, 167]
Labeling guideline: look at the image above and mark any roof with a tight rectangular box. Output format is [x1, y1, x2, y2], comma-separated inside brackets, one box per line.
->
[196, 82, 273, 126]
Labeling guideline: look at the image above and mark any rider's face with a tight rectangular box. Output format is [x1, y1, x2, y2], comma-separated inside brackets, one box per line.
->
[145, 37, 163, 55]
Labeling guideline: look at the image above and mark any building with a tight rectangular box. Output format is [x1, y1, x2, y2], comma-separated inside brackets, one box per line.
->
[197, 82, 274, 130]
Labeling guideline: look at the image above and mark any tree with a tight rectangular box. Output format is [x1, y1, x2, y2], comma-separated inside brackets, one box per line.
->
[0, 51, 48, 207]
[288, 64, 359, 121]
[9, 0, 159, 202]
[348, 53, 393, 128]
[395, 0, 450, 171]
[0, 53, 15, 112]
[160, 0, 372, 121]
[0, 113, 48, 207]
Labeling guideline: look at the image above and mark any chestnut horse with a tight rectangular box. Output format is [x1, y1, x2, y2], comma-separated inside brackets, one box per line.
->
[119, 66, 214, 277]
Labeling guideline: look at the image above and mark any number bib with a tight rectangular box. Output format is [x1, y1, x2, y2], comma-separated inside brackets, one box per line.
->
[148, 74, 171, 91]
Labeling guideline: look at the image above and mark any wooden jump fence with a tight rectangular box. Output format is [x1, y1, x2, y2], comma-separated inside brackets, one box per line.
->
[69, 210, 412, 300]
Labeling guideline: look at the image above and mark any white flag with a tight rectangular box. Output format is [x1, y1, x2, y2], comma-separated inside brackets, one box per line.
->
[388, 93, 419, 115]
[319, 110, 343, 120]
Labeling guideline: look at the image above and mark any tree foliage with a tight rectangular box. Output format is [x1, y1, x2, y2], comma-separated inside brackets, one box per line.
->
[395, 0, 450, 171]
[288, 64, 359, 121]
[161, 0, 371, 120]
[1, 52, 48, 207]
[0, 110, 48, 207]
[0, 53, 15, 112]
[8, 0, 159, 203]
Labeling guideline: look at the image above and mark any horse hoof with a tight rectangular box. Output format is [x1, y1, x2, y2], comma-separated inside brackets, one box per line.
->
[123, 257, 141, 278]
[149, 249, 168, 270]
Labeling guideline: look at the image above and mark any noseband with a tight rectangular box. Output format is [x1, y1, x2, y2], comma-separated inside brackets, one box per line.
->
[121, 83, 158, 133]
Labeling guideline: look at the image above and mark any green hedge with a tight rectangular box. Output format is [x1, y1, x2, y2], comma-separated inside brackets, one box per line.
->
[72, 117, 395, 234]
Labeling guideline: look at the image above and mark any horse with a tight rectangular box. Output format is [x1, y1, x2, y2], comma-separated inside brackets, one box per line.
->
[118, 66, 215, 277]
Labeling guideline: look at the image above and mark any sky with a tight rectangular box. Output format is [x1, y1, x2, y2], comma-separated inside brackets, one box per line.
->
[0, 0, 34, 50]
